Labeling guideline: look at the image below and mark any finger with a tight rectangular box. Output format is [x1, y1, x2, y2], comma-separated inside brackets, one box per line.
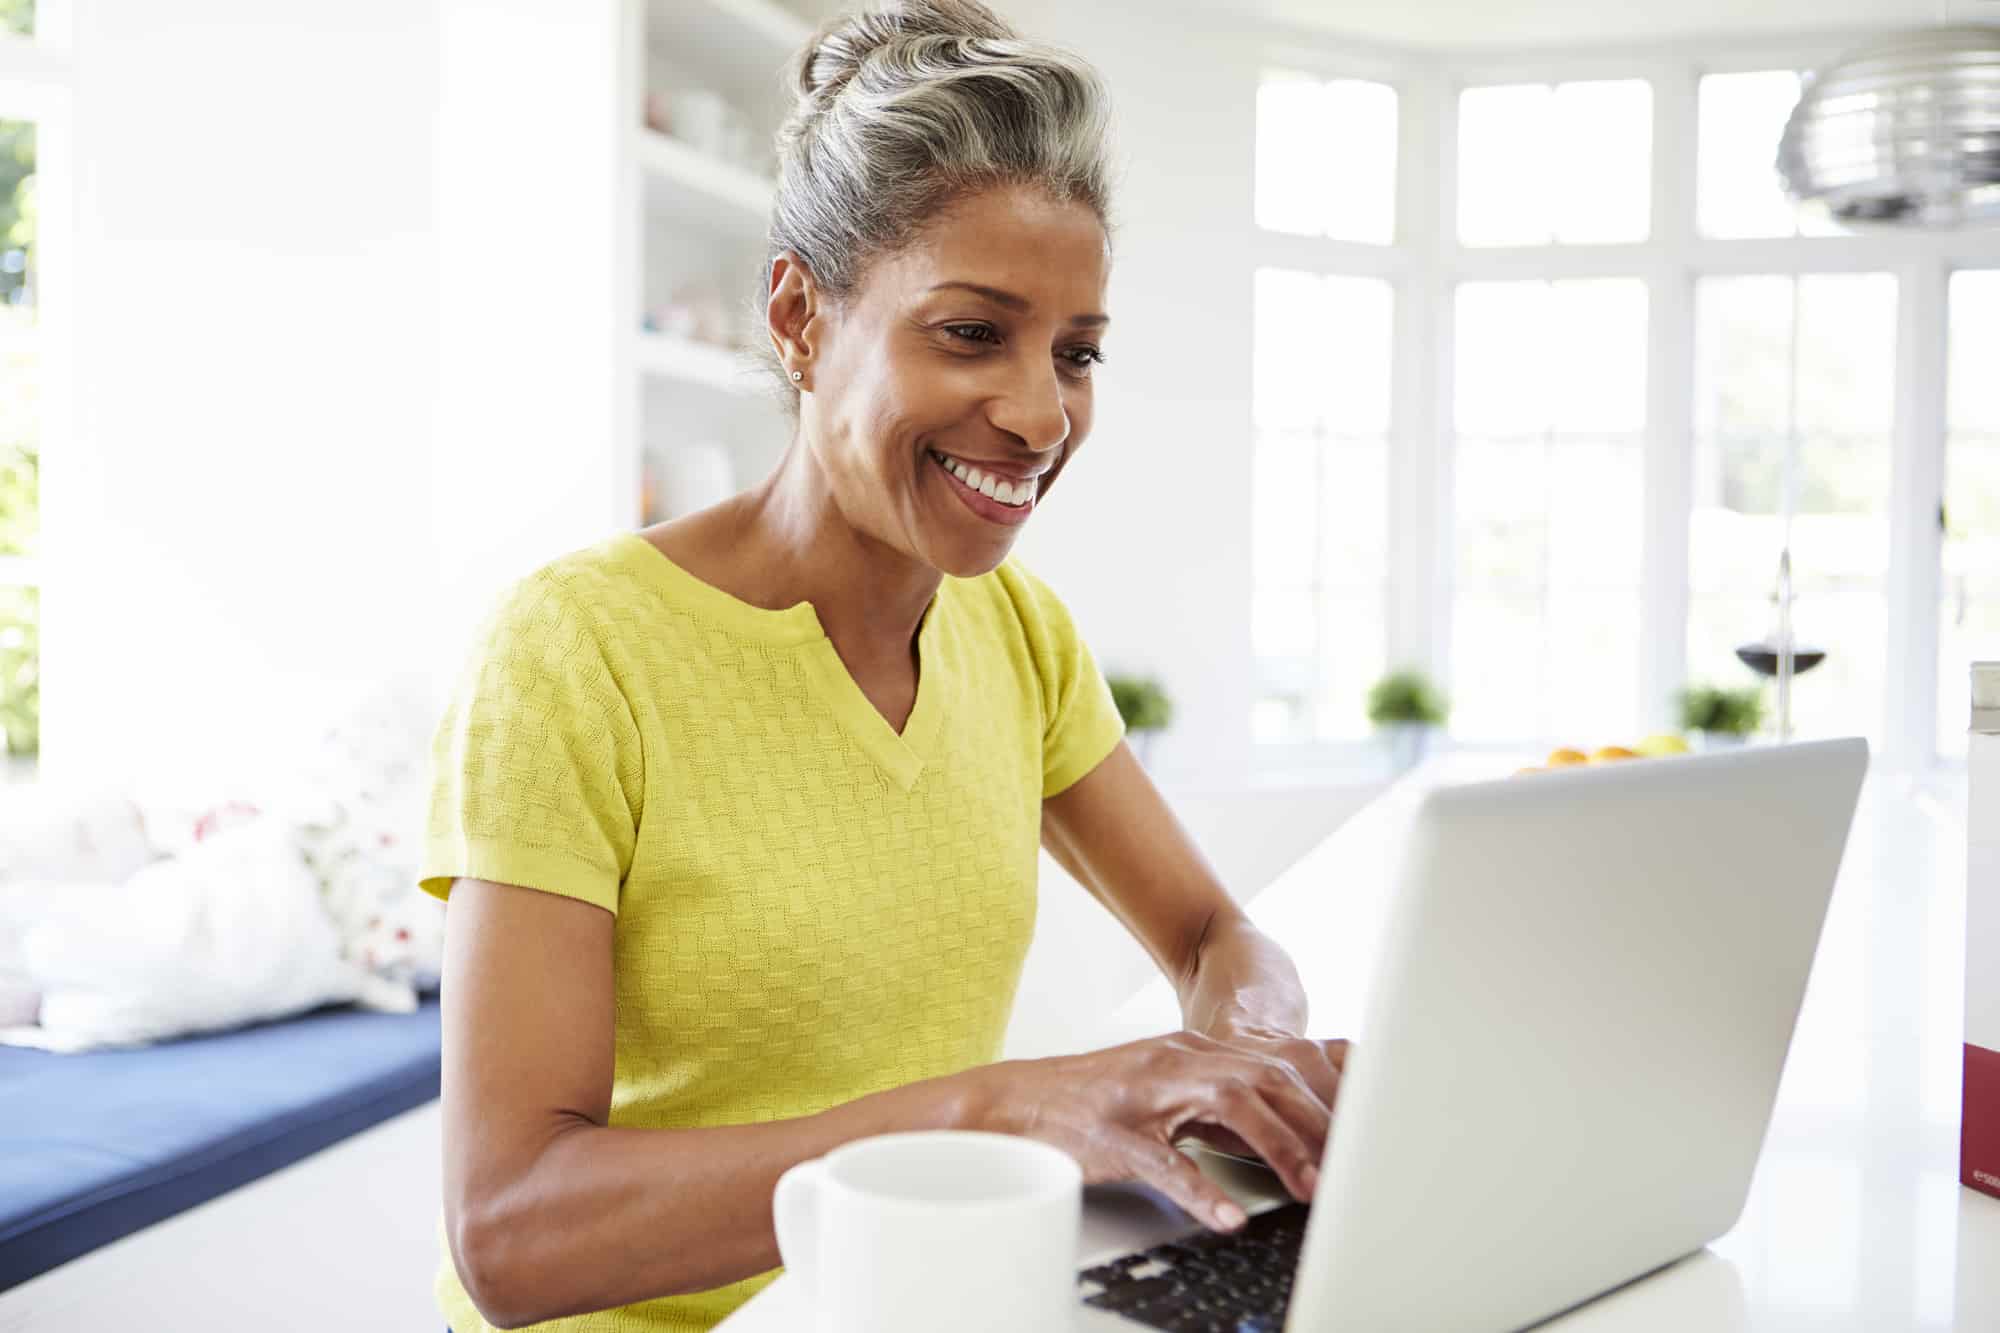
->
[1190, 1028, 1330, 1099]
[1196, 1074, 1321, 1203]
[1210, 1046, 1333, 1168]
[1172, 1119, 1260, 1161]
[1119, 1129, 1250, 1233]
[1321, 1038, 1351, 1075]
[1265, 1035, 1343, 1113]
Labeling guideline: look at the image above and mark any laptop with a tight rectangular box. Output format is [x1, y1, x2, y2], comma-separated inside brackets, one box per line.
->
[1070, 736, 1869, 1332]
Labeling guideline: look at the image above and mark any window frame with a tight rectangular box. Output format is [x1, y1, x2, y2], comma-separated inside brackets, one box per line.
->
[0, 5, 73, 780]
[1247, 44, 1429, 778]
[1250, 28, 1999, 775]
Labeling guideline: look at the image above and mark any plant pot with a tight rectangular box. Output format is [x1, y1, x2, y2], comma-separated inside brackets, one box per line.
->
[1379, 721, 1434, 773]
[1696, 730, 1751, 751]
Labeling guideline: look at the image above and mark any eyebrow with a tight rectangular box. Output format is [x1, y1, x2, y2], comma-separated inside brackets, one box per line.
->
[925, 281, 1110, 329]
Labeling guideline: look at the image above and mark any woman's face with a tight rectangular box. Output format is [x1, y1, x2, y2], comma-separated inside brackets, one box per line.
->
[777, 182, 1111, 579]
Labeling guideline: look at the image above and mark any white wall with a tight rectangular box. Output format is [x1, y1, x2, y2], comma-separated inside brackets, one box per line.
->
[42, 0, 444, 795]
[433, 0, 638, 659]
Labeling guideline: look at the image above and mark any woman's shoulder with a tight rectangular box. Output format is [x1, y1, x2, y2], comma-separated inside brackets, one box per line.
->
[458, 534, 673, 679]
[497, 528, 689, 619]
[956, 553, 1087, 650]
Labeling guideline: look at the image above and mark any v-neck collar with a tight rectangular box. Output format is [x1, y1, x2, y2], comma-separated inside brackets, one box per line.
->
[611, 530, 946, 793]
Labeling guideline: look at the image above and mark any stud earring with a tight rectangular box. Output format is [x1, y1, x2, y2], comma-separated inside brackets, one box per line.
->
[790, 370, 803, 382]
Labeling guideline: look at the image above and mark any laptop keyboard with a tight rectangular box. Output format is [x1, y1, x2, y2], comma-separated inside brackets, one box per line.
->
[1076, 1200, 1310, 1333]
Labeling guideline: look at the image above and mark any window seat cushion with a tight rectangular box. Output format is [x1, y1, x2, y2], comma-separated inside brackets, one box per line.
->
[0, 993, 441, 1292]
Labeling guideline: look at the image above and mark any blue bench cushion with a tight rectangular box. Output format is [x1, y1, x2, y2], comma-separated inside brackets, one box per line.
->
[0, 994, 441, 1291]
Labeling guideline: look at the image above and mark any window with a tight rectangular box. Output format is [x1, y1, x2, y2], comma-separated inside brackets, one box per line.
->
[1, 6, 56, 771]
[1457, 80, 1652, 247]
[1689, 274, 1897, 746]
[1450, 278, 1649, 742]
[1250, 43, 1982, 769]
[1256, 73, 1397, 244]
[1697, 70, 1845, 239]
[0, 109, 37, 764]
[1251, 270, 1393, 743]
[1940, 269, 2000, 758]
[1250, 67, 1401, 757]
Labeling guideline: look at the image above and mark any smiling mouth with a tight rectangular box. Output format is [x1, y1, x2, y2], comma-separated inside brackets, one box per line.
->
[926, 448, 1039, 509]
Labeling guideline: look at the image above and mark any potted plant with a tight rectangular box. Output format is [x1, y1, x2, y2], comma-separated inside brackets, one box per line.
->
[1367, 668, 1449, 772]
[1107, 673, 1173, 767]
[1675, 682, 1765, 748]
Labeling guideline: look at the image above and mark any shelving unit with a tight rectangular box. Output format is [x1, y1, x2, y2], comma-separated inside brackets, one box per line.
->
[632, 0, 830, 525]
[634, 330, 771, 397]
[636, 128, 774, 233]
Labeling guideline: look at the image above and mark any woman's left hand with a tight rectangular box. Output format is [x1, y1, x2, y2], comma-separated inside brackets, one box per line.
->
[1171, 1023, 1351, 1174]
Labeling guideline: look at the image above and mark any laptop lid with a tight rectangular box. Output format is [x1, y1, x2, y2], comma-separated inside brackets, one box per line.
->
[1287, 738, 1868, 1332]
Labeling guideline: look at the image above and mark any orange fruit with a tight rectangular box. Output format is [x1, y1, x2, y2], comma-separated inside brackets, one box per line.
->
[1591, 745, 1639, 762]
[1546, 748, 1589, 767]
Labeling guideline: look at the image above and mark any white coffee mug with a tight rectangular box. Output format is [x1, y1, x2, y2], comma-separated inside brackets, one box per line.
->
[773, 1130, 1082, 1333]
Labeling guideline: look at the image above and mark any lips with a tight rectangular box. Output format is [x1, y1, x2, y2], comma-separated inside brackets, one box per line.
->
[926, 448, 1048, 483]
[927, 448, 1037, 526]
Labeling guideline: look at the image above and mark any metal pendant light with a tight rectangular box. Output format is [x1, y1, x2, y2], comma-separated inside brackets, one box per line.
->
[1777, 22, 2000, 229]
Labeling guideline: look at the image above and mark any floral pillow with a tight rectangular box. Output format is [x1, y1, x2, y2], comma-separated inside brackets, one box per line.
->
[273, 672, 445, 994]
[132, 672, 447, 997]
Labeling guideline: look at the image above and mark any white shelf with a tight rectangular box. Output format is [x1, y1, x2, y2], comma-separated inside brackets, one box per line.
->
[705, 0, 814, 50]
[644, 0, 814, 118]
[636, 332, 770, 398]
[636, 129, 774, 234]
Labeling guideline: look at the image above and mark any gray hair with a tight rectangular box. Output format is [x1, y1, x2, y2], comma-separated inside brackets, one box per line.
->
[757, 0, 1117, 410]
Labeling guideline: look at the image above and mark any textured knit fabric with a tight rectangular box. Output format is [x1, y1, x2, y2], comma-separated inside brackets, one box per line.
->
[417, 529, 1126, 1333]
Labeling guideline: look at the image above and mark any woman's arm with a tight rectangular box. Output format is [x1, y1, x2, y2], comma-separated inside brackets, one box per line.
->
[446, 870, 1340, 1321]
[1040, 739, 1308, 1038]
[441, 878, 983, 1328]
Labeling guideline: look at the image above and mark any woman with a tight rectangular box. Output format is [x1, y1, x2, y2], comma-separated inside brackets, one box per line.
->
[418, 2, 1348, 1329]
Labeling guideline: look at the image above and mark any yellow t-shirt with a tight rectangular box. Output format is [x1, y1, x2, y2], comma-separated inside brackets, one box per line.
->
[417, 529, 1126, 1333]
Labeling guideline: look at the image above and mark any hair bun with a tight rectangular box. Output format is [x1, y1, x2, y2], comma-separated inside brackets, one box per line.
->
[794, 0, 1016, 103]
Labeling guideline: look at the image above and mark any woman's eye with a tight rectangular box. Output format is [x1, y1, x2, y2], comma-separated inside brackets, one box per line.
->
[942, 325, 1105, 374]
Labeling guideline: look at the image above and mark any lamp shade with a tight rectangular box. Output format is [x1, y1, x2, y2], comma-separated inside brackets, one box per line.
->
[1777, 23, 2000, 229]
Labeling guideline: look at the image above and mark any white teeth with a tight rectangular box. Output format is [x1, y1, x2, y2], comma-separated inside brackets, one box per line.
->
[930, 449, 1036, 507]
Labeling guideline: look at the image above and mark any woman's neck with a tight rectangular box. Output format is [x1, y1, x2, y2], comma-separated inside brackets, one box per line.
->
[726, 441, 941, 667]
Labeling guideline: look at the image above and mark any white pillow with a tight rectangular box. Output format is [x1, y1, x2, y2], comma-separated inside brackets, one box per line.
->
[0, 816, 407, 1053]
[0, 783, 159, 885]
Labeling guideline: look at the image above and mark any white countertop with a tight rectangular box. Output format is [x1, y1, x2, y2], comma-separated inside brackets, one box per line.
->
[720, 753, 2000, 1331]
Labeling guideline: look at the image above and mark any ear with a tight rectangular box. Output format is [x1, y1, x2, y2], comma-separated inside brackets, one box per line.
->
[767, 251, 820, 381]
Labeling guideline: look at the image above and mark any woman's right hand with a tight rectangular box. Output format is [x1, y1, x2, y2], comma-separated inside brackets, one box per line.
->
[961, 1030, 1345, 1233]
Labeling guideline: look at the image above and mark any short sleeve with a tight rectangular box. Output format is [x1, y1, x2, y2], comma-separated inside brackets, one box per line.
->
[1004, 558, 1128, 799]
[416, 572, 645, 915]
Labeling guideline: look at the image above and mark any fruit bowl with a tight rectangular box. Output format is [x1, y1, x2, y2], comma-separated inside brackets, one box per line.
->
[1516, 734, 1690, 775]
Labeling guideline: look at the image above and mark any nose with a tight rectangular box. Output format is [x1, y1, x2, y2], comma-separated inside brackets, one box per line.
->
[987, 353, 1071, 458]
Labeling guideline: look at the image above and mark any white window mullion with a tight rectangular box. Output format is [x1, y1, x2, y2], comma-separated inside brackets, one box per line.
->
[1644, 275, 1695, 732]
[1390, 68, 1444, 680]
[1428, 72, 1460, 693]
[1251, 231, 1409, 281]
[1642, 64, 1698, 732]
[1888, 258, 1949, 767]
